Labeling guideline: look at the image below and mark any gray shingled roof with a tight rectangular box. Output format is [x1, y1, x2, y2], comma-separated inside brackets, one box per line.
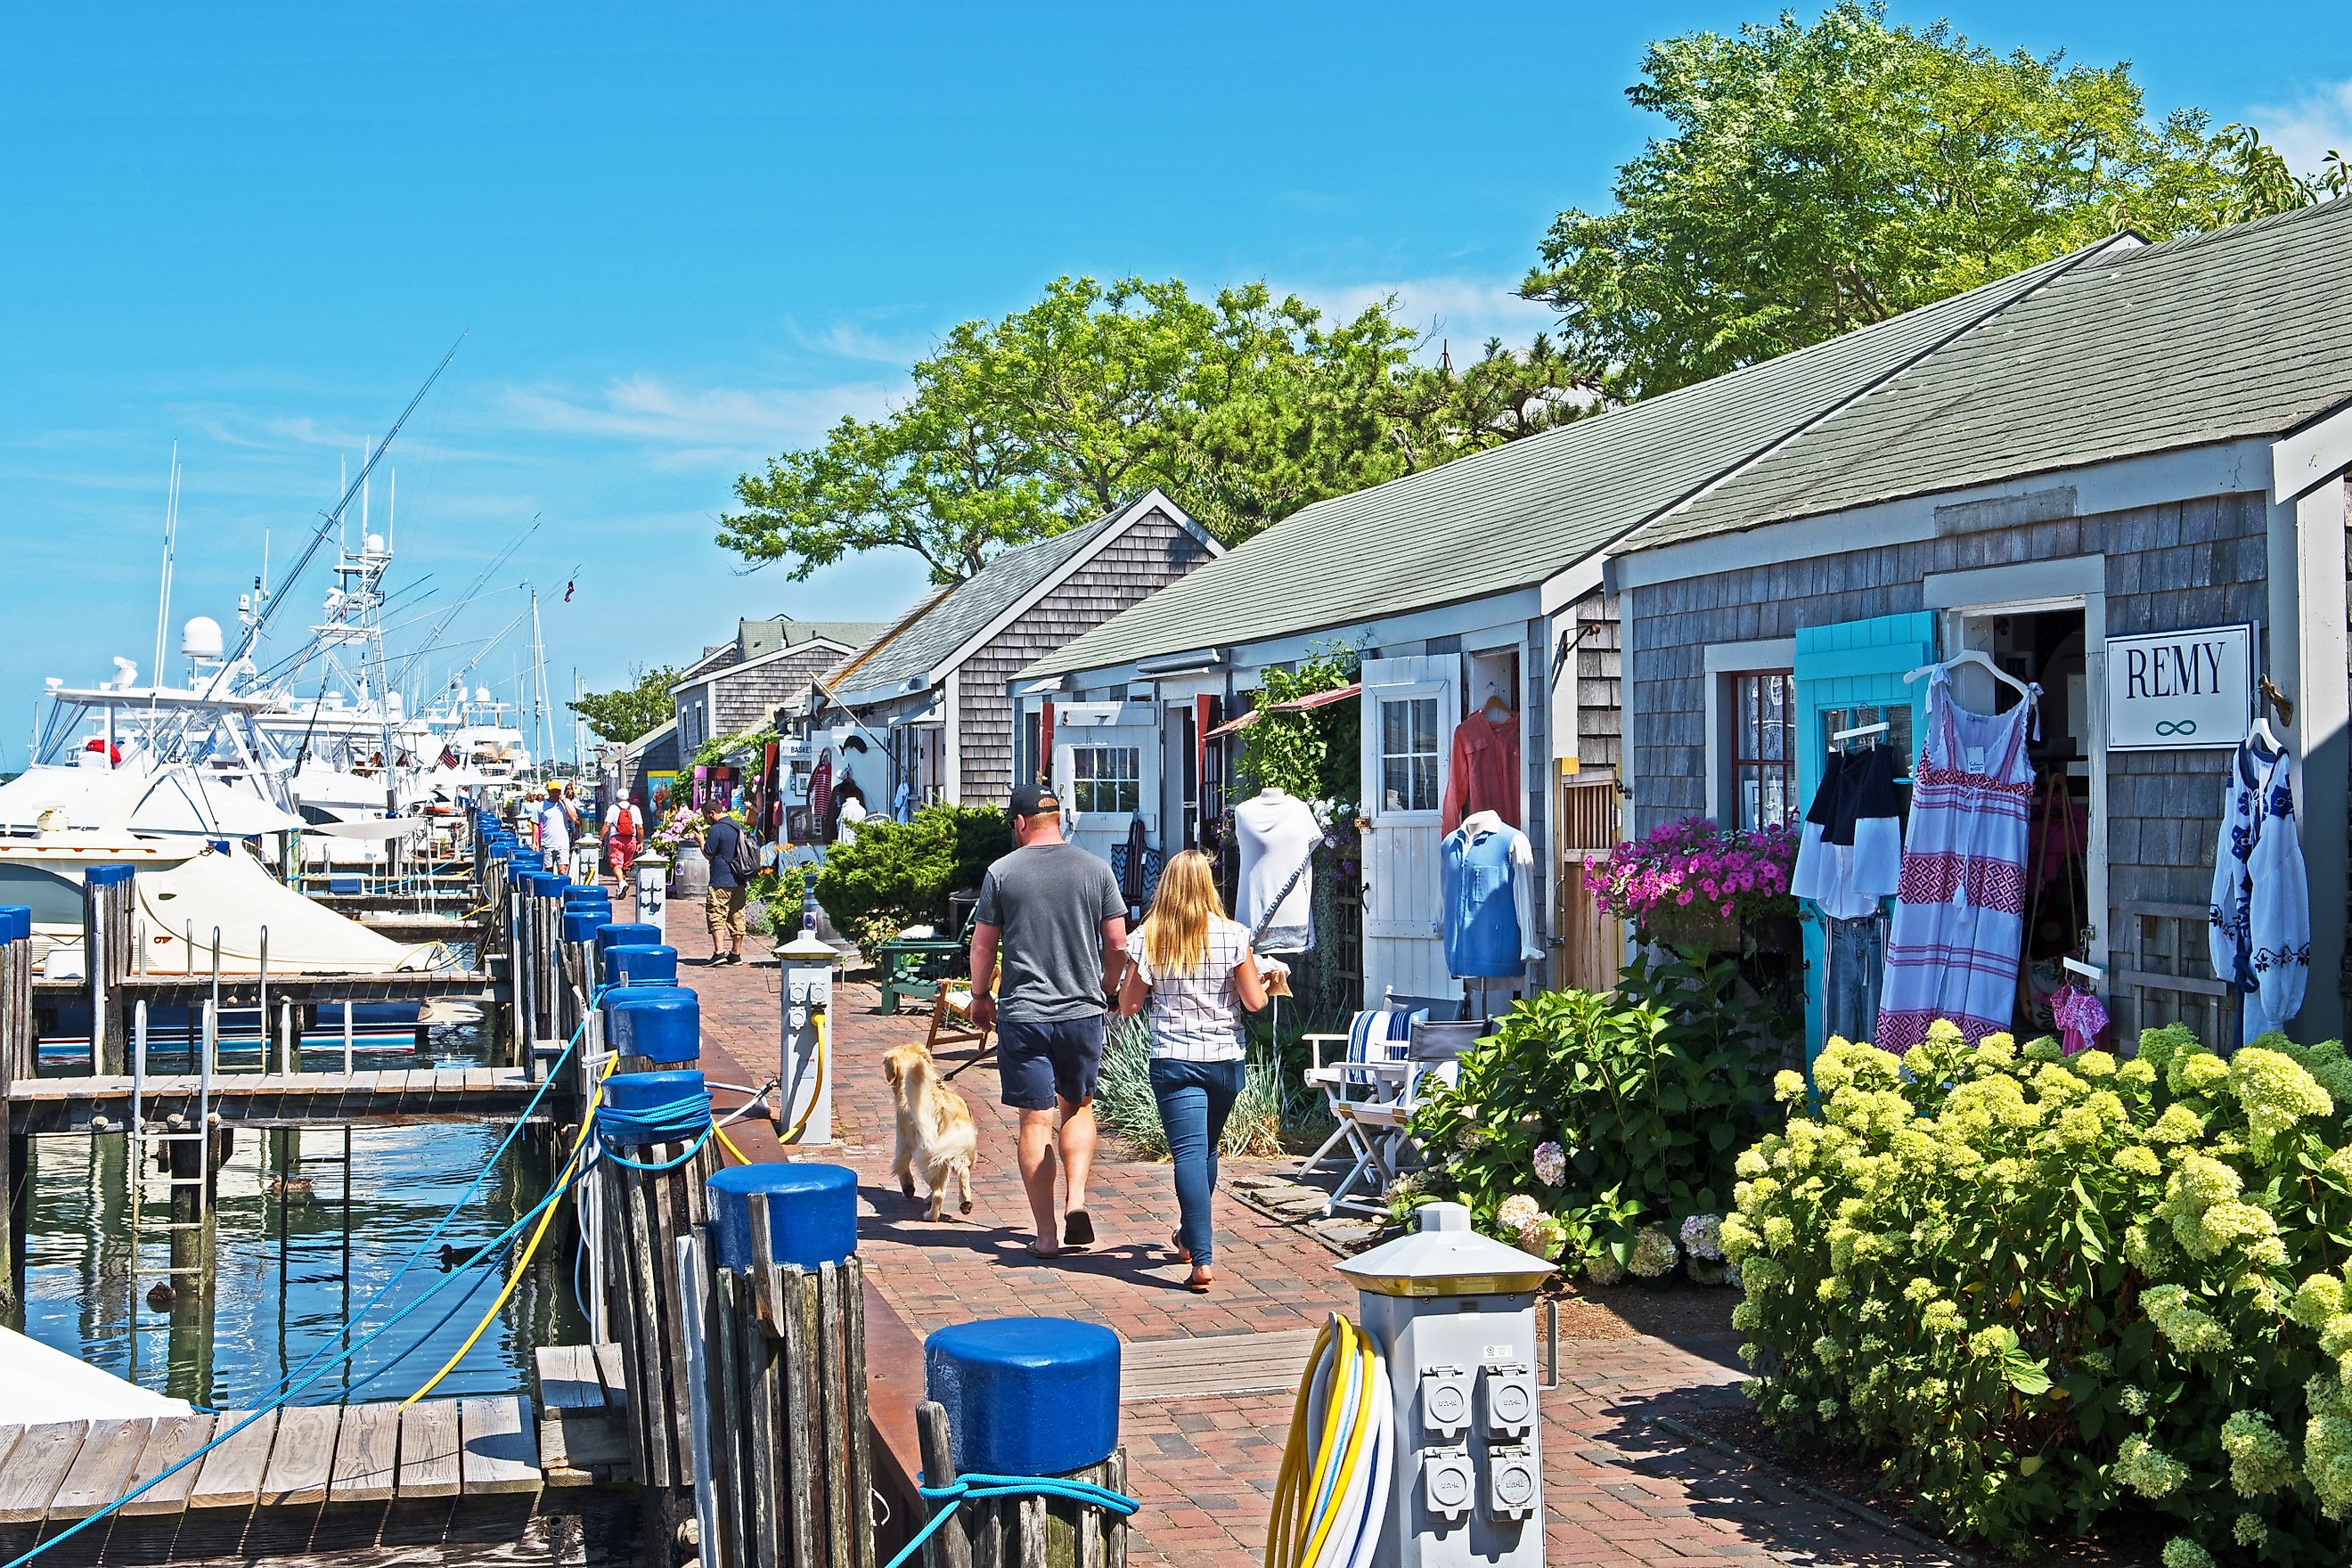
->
[829, 494, 1161, 706]
[739, 617, 888, 661]
[1020, 246, 2098, 682]
[1641, 197, 2352, 546]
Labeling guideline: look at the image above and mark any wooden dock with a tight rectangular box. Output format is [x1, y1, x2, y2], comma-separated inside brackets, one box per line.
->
[0, 1393, 640, 1568]
[531, 1345, 633, 1487]
[33, 972, 501, 1007]
[7, 1066, 546, 1132]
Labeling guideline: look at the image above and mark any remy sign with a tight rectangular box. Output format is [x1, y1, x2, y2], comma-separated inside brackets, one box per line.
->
[2104, 623, 2251, 750]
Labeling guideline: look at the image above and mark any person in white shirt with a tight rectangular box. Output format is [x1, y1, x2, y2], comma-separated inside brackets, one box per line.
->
[535, 782, 580, 872]
[1116, 850, 1272, 1294]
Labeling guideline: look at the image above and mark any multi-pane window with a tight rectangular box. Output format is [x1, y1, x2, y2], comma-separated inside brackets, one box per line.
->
[1732, 672, 1796, 830]
[1071, 746, 1140, 814]
[1377, 696, 1441, 813]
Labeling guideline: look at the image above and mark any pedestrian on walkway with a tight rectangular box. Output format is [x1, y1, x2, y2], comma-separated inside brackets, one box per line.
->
[703, 799, 752, 965]
[605, 795, 645, 887]
[536, 781, 580, 875]
[1116, 850, 1270, 1293]
[968, 783, 1128, 1258]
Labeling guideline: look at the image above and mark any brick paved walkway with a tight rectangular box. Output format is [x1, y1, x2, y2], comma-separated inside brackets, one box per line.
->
[660, 911, 1949, 1567]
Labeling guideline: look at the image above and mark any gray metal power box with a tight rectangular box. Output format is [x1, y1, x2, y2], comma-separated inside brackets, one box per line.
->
[1340, 1202, 1552, 1568]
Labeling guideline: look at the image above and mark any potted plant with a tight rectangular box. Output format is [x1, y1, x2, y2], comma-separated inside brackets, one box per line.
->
[1588, 816, 1796, 953]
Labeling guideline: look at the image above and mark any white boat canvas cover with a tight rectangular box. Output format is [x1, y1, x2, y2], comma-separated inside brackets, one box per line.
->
[0, 1325, 189, 1422]
[135, 850, 446, 975]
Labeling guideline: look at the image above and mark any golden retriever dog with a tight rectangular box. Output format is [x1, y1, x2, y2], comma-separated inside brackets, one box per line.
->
[883, 1041, 976, 1221]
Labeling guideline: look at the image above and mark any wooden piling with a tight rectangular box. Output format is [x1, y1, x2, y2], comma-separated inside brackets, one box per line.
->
[696, 1221, 874, 1568]
[82, 872, 135, 1074]
[596, 1129, 719, 1496]
[914, 1404, 1126, 1568]
[0, 923, 27, 1314]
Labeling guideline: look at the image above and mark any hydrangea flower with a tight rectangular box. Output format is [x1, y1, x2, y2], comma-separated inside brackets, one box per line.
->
[1679, 1213, 1725, 1262]
[1584, 1249, 1626, 1287]
[2116, 1435, 2190, 1498]
[1531, 1140, 1566, 1188]
[1496, 1194, 1543, 1237]
[2229, 1046, 2335, 1152]
[2160, 1537, 2216, 1568]
[2219, 1410, 2295, 1496]
[1628, 1224, 1678, 1278]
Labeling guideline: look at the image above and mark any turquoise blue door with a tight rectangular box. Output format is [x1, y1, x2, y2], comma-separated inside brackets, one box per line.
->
[1791, 612, 1938, 1065]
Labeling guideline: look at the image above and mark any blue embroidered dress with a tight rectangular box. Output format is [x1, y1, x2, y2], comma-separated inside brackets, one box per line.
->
[2209, 735, 2308, 1040]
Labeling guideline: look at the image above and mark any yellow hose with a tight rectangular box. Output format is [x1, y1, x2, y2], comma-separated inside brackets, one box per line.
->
[1268, 1314, 1385, 1568]
[780, 1006, 828, 1143]
[403, 1056, 618, 1405]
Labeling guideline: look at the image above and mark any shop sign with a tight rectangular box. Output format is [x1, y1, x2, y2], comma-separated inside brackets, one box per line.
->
[2104, 623, 2250, 750]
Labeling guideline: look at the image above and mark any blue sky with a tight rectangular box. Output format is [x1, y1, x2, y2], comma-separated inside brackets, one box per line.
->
[4, 3, 2348, 766]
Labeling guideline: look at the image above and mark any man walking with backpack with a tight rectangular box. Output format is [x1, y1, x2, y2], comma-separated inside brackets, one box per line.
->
[702, 799, 758, 966]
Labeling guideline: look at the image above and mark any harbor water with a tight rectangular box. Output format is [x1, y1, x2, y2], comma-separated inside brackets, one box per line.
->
[11, 1009, 582, 1408]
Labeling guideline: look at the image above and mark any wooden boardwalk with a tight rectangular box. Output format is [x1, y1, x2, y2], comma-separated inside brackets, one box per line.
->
[0, 1397, 542, 1527]
[7, 1066, 546, 1131]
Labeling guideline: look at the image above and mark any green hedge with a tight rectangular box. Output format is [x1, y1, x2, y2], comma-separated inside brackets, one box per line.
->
[1727, 1024, 2352, 1564]
[813, 804, 1009, 958]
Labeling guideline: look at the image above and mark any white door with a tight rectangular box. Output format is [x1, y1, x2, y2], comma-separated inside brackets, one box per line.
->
[1050, 701, 1162, 882]
[1359, 657, 1458, 1005]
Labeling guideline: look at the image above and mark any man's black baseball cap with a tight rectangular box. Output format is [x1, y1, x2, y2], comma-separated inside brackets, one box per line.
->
[1009, 783, 1061, 819]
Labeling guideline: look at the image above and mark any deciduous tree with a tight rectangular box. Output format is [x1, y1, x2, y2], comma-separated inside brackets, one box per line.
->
[568, 664, 679, 744]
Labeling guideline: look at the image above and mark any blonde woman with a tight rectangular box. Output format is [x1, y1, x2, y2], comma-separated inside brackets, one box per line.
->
[1117, 850, 1270, 1293]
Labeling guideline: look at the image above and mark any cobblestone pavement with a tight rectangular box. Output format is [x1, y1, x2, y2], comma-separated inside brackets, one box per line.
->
[662, 913, 1949, 1567]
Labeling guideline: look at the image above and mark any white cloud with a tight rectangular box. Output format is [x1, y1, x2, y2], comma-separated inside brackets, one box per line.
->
[2251, 78, 2352, 178]
[1296, 275, 1556, 357]
[488, 374, 901, 463]
[782, 316, 940, 367]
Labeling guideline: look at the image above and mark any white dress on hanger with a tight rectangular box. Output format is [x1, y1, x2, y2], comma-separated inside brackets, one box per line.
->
[2209, 735, 2308, 1037]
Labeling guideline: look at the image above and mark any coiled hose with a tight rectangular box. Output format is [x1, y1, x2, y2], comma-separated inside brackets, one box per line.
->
[1268, 1314, 1394, 1568]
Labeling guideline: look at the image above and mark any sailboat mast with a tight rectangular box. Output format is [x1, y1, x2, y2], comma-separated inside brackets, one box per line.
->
[151, 443, 180, 693]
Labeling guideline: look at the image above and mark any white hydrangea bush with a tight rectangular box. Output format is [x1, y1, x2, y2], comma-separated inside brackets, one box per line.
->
[1727, 1021, 2352, 1563]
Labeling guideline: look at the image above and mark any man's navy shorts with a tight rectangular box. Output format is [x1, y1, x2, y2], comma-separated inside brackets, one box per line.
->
[997, 1015, 1107, 1111]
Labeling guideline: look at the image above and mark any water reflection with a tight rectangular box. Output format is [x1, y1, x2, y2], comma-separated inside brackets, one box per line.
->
[12, 1016, 583, 1407]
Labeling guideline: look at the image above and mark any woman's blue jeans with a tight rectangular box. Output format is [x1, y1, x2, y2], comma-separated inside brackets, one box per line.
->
[1149, 1056, 1245, 1267]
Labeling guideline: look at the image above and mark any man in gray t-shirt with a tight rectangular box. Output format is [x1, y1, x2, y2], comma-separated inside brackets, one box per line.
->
[969, 784, 1128, 1258]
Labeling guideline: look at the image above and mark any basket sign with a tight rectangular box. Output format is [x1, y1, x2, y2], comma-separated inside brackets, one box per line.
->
[2104, 623, 2251, 751]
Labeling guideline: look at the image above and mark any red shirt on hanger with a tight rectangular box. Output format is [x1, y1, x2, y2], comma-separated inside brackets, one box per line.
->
[1441, 711, 1522, 834]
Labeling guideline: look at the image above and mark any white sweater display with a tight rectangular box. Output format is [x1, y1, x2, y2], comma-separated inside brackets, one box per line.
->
[1234, 788, 1320, 952]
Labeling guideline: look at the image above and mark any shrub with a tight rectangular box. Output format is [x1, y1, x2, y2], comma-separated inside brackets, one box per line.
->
[1727, 1023, 2352, 1563]
[1406, 947, 1784, 1272]
[813, 804, 1010, 958]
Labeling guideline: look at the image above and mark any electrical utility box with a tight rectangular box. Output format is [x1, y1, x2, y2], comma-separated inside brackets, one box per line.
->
[1339, 1202, 1552, 1568]
[777, 927, 836, 1144]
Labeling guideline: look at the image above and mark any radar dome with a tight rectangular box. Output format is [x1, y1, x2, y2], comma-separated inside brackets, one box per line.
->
[365, 533, 386, 555]
[474, 687, 492, 705]
[181, 617, 225, 660]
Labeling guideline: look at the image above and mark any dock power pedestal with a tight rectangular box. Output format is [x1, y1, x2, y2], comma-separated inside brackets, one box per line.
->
[1337, 1202, 1552, 1568]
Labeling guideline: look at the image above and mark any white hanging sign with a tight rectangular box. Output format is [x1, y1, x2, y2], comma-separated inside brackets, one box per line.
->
[2104, 623, 2251, 751]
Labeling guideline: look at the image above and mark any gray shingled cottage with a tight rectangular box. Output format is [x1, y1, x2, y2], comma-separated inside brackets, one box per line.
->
[789, 491, 1221, 829]
[1016, 249, 2193, 1009]
[668, 616, 886, 754]
[1610, 198, 2352, 1052]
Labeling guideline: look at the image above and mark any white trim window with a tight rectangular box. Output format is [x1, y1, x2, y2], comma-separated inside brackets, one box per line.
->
[1071, 744, 1141, 814]
[1376, 695, 1442, 814]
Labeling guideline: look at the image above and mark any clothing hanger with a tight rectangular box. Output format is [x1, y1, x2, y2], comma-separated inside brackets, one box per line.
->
[1903, 649, 2035, 701]
[1481, 695, 1515, 724]
[2249, 713, 2283, 756]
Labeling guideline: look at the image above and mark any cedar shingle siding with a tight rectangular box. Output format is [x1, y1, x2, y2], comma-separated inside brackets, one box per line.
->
[1629, 490, 2266, 923]
[955, 510, 1217, 801]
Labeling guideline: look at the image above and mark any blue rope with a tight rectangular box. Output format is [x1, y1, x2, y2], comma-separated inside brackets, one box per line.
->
[4, 1150, 593, 1568]
[193, 989, 607, 1413]
[884, 1474, 1139, 1568]
[596, 1085, 714, 1170]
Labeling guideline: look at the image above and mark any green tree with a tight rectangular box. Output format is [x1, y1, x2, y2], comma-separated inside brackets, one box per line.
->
[1236, 644, 1362, 804]
[1521, 4, 2316, 401]
[568, 664, 679, 743]
[720, 277, 1577, 579]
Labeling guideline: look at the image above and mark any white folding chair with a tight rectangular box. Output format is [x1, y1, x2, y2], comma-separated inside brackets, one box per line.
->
[1301, 1009, 1411, 1214]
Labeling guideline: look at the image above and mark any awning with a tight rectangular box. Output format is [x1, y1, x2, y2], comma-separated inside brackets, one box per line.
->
[1205, 682, 1361, 739]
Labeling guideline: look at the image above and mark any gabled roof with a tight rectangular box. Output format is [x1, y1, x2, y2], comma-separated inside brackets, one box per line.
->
[1639, 195, 2352, 548]
[828, 491, 1212, 707]
[1020, 243, 2104, 682]
[670, 617, 887, 695]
